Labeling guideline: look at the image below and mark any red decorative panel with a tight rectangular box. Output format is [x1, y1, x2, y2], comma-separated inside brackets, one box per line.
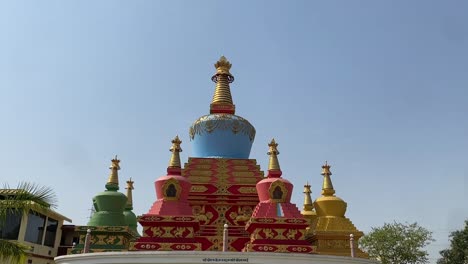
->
[170, 244, 198, 250]
[132, 242, 161, 251]
[251, 244, 279, 252]
[287, 245, 313, 253]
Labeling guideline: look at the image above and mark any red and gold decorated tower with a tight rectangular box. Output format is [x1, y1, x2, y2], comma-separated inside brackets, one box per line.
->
[130, 136, 201, 251]
[185, 56, 264, 251]
[243, 139, 314, 253]
[120, 56, 367, 258]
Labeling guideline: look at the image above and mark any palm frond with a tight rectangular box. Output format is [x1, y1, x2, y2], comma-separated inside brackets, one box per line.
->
[0, 239, 30, 263]
[13, 182, 57, 209]
[0, 182, 57, 222]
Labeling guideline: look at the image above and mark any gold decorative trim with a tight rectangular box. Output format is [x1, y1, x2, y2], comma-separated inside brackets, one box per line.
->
[162, 178, 182, 201]
[190, 185, 208, 193]
[189, 114, 256, 141]
[268, 180, 288, 203]
[232, 171, 255, 177]
[238, 187, 257, 194]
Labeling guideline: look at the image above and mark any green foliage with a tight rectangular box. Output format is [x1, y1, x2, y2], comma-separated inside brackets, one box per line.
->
[437, 220, 468, 264]
[0, 182, 57, 221]
[0, 239, 30, 264]
[360, 222, 434, 264]
[0, 182, 57, 263]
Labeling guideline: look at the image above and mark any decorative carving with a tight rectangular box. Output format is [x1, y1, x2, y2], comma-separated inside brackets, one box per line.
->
[190, 185, 208, 192]
[228, 206, 252, 225]
[150, 226, 164, 237]
[173, 227, 186, 237]
[263, 229, 275, 239]
[237, 187, 257, 194]
[189, 114, 256, 141]
[232, 171, 255, 177]
[162, 178, 181, 201]
[268, 180, 288, 203]
[233, 165, 249, 170]
[286, 229, 298, 240]
[192, 205, 214, 224]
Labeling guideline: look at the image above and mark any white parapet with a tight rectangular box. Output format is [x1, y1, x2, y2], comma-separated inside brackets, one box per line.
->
[55, 251, 379, 264]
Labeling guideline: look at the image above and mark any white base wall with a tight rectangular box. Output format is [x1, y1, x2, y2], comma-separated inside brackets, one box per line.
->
[55, 251, 379, 264]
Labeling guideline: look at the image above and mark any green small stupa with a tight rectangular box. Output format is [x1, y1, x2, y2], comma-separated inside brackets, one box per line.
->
[69, 156, 138, 254]
[88, 156, 127, 226]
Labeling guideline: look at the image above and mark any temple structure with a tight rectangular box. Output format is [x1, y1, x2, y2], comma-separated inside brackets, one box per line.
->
[69, 157, 138, 254]
[58, 56, 369, 262]
[129, 136, 201, 251]
[305, 162, 368, 257]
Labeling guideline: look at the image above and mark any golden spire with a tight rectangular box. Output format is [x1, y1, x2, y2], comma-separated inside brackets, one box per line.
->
[303, 181, 314, 210]
[321, 161, 335, 196]
[168, 136, 182, 168]
[210, 56, 235, 114]
[302, 181, 316, 218]
[106, 155, 120, 191]
[267, 138, 281, 171]
[125, 178, 134, 209]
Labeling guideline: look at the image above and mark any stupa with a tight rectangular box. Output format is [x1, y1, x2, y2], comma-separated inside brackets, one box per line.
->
[305, 162, 368, 257]
[129, 136, 201, 251]
[243, 139, 313, 253]
[56, 56, 374, 264]
[70, 157, 138, 254]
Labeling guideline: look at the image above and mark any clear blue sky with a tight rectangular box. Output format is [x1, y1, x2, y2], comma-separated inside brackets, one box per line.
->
[1, 1, 467, 263]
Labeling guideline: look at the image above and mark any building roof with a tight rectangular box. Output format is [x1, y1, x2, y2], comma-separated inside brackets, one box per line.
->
[0, 188, 72, 222]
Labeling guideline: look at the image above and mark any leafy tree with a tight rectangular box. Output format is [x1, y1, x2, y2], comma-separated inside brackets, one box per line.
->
[360, 222, 434, 264]
[437, 219, 468, 264]
[0, 182, 57, 264]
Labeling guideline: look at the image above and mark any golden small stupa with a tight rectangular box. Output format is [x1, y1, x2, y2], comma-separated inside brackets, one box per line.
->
[301, 182, 317, 225]
[303, 162, 368, 258]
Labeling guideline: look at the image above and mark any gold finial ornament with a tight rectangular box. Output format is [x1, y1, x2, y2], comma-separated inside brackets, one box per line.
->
[303, 182, 313, 208]
[213, 56, 233, 77]
[125, 178, 134, 208]
[106, 155, 120, 189]
[210, 56, 235, 114]
[302, 181, 316, 218]
[267, 138, 281, 171]
[321, 161, 335, 196]
[168, 136, 183, 168]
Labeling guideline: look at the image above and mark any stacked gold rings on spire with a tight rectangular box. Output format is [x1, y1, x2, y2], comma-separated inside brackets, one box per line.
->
[210, 56, 235, 114]
[267, 139, 281, 171]
[106, 155, 121, 190]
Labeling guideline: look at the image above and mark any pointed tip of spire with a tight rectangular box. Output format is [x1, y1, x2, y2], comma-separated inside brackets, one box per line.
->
[126, 178, 134, 190]
[214, 56, 232, 75]
[303, 181, 314, 211]
[125, 178, 134, 209]
[303, 182, 312, 193]
[268, 138, 279, 152]
[267, 138, 281, 172]
[321, 161, 335, 196]
[321, 161, 332, 175]
[171, 135, 182, 147]
[111, 155, 120, 167]
[106, 155, 121, 191]
[168, 136, 183, 172]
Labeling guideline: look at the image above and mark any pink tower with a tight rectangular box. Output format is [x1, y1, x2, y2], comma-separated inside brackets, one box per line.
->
[130, 136, 201, 251]
[243, 139, 315, 253]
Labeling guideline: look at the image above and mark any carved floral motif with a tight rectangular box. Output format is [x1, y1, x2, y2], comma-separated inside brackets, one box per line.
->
[189, 114, 256, 141]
